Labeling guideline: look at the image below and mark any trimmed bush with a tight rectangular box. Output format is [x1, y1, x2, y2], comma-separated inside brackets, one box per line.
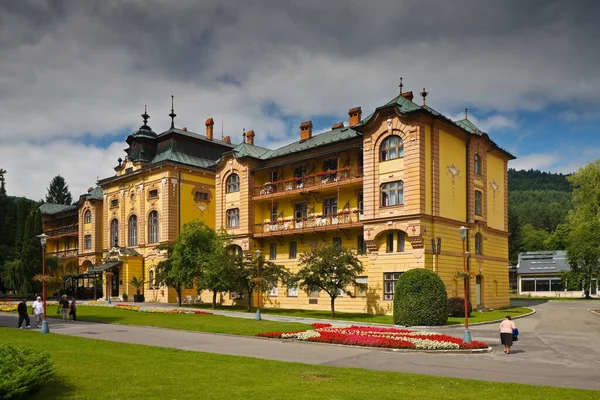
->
[393, 269, 448, 326]
[0, 344, 54, 399]
[448, 297, 473, 317]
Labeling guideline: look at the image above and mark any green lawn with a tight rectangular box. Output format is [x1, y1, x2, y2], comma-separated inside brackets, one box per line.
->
[193, 304, 532, 325]
[47, 306, 310, 335]
[1, 328, 597, 400]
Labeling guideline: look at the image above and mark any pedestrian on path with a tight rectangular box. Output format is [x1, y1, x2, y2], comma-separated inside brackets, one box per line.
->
[17, 299, 30, 329]
[32, 296, 44, 328]
[69, 297, 77, 321]
[59, 295, 70, 321]
[499, 315, 517, 354]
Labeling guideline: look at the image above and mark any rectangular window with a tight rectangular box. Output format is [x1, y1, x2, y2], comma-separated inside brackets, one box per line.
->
[386, 232, 394, 253]
[397, 231, 405, 252]
[333, 237, 342, 247]
[110, 199, 118, 207]
[287, 283, 298, 297]
[384, 272, 402, 300]
[521, 278, 535, 292]
[195, 191, 208, 201]
[550, 278, 563, 291]
[271, 204, 278, 223]
[357, 192, 364, 215]
[323, 158, 338, 182]
[226, 208, 240, 228]
[268, 280, 278, 297]
[294, 202, 307, 219]
[535, 278, 550, 292]
[357, 235, 366, 254]
[355, 276, 368, 297]
[84, 235, 92, 250]
[323, 197, 338, 216]
[148, 189, 158, 199]
[269, 243, 277, 260]
[309, 289, 320, 298]
[289, 241, 297, 259]
[474, 190, 483, 216]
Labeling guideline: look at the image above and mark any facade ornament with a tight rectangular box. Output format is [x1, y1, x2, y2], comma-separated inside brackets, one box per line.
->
[490, 180, 500, 196]
[387, 118, 393, 131]
[446, 163, 461, 182]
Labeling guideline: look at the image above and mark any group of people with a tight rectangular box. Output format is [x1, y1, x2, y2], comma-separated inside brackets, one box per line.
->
[17, 294, 77, 329]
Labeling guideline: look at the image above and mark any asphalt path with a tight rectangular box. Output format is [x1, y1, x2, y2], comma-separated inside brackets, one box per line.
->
[1, 300, 599, 390]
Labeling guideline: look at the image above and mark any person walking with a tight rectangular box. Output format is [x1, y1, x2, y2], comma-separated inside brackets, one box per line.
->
[32, 296, 44, 328]
[499, 315, 517, 354]
[69, 297, 77, 321]
[17, 299, 31, 329]
[59, 294, 70, 321]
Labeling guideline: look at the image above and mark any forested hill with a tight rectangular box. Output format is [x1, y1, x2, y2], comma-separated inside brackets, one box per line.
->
[508, 169, 573, 265]
[508, 169, 571, 192]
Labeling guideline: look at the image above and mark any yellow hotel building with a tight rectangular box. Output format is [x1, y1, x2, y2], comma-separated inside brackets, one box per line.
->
[216, 89, 514, 312]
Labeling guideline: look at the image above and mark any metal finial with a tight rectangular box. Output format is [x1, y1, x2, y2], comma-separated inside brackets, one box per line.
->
[242, 128, 246, 143]
[141, 105, 150, 126]
[465, 108, 468, 120]
[169, 95, 176, 129]
[399, 77, 404, 95]
[420, 88, 429, 106]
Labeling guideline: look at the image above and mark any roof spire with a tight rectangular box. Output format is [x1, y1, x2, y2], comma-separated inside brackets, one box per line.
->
[465, 108, 468, 120]
[242, 128, 246, 144]
[420, 88, 429, 106]
[399, 77, 404, 95]
[169, 95, 176, 129]
[141, 105, 150, 126]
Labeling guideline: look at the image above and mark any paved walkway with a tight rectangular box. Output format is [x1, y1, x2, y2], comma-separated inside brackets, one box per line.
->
[2, 300, 599, 390]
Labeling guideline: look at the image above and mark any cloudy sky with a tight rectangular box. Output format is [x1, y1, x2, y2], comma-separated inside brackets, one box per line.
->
[1, 0, 598, 200]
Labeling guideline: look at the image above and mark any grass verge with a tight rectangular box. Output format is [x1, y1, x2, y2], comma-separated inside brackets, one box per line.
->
[2, 328, 598, 400]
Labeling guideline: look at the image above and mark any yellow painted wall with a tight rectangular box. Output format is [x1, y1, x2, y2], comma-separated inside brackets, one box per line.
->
[439, 131, 467, 221]
[486, 155, 505, 231]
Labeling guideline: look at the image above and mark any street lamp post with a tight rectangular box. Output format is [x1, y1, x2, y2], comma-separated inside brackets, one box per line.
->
[457, 226, 471, 343]
[36, 233, 50, 334]
[255, 249, 262, 321]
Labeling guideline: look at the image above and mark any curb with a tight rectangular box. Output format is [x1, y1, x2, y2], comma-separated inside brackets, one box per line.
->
[589, 309, 600, 317]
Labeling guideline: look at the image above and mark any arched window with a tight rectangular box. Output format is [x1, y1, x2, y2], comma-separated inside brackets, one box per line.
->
[110, 219, 119, 248]
[381, 181, 404, 207]
[149, 269, 156, 289]
[128, 215, 138, 247]
[84, 210, 92, 224]
[227, 245, 243, 257]
[474, 153, 482, 175]
[148, 211, 159, 244]
[226, 174, 240, 193]
[227, 208, 240, 228]
[380, 135, 404, 161]
[475, 233, 483, 255]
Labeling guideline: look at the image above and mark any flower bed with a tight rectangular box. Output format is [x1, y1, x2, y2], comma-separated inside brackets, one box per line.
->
[256, 323, 488, 351]
[114, 304, 140, 311]
[142, 308, 212, 315]
[0, 302, 17, 312]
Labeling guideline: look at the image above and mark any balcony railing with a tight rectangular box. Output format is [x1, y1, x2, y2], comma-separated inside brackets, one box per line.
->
[46, 224, 78, 237]
[47, 249, 79, 258]
[254, 210, 364, 236]
[253, 167, 363, 198]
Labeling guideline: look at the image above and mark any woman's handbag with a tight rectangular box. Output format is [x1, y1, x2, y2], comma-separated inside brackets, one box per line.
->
[512, 328, 519, 342]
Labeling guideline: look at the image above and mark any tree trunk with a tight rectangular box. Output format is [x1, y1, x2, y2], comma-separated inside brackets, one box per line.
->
[330, 296, 335, 319]
[212, 291, 217, 309]
[247, 289, 253, 312]
[177, 287, 182, 307]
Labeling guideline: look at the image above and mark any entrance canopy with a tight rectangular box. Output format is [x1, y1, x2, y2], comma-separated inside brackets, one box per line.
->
[87, 261, 123, 274]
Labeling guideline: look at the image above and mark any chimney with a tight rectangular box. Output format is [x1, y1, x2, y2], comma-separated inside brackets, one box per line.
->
[300, 121, 313, 141]
[348, 107, 362, 126]
[223, 135, 231, 144]
[246, 130, 255, 145]
[205, 118, 214, 140]
[182, 127, 187, 131]
[401, 91, 414, 102]
[87, 187, 93, 193]
[331, 122, 344, 130]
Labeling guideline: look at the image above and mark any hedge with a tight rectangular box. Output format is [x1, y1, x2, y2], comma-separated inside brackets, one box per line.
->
[448, 297, 473, 317]
[393, 269, 448, 326]
[0, 344, 54, 399]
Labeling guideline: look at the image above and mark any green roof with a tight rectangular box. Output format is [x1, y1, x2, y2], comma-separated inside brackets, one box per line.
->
[88, 186, 103, 200]
[232, 143, 271, 159]
[157, 127, 235, 148]
[151, 148, 217, 169]
[455, 118, 483, 135]
[39, 203, 77, 215]
[262, 126, 361, 159]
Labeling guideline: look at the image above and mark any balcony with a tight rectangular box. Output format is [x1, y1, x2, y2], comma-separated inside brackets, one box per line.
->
[254, 210, 363, 237]
[46, 224, 78, 237]
[47, 249, 79, 259]
[253, 167, 363, 200]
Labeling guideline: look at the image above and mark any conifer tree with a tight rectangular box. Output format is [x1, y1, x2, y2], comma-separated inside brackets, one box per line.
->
[45, 175, 73, 205]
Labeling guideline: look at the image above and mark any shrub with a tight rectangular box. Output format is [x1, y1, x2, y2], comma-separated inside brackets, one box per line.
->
[0, 344, 54, 399]
[393, 269, 448, 326]
[447, 297, 473, 317]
